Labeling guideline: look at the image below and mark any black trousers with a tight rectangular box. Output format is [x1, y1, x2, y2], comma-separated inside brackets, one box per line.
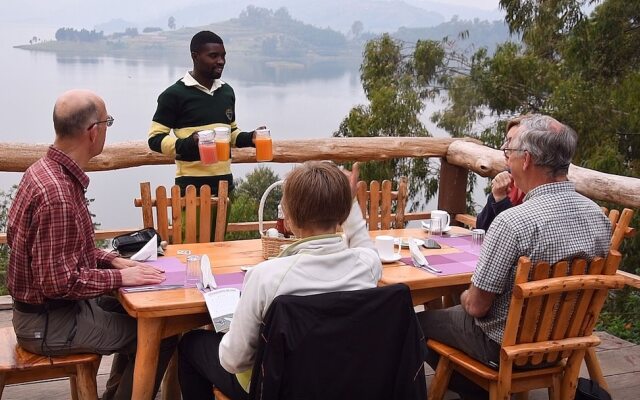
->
[179, 329, 249, 400]
[417, 305, 501, 400]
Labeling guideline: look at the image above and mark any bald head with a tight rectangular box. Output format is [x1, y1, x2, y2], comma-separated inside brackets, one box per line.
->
[53, 89, 104, 138]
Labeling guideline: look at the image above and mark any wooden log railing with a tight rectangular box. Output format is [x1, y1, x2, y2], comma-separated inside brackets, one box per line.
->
[1, 137, 639, 245]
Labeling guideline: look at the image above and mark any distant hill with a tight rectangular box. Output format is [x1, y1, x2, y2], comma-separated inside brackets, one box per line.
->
[159, 0, 445, 33]
[390, 17, 516, 54]
[17, 8, 358, 62]
[16, 7, 514, 62]
[94, 19, 139, 35]
[0, 0, 504, 35]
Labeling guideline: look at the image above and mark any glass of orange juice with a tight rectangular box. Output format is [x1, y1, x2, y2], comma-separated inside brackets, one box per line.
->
[198, 130, 217, 165]
[214, 127, 231, 161]
[255, 128, 273, 162]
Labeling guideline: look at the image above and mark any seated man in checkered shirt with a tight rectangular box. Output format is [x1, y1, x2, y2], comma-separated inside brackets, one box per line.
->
[417, 114, 611, 399]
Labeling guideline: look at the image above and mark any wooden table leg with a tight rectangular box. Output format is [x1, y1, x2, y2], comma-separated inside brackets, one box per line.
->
[132, 318, 164, 400]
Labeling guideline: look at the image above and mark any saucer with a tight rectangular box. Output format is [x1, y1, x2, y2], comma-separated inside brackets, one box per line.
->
[394, 238, 424, 248]
[421, 221, 452, 233]
[379, 253, 402, 263]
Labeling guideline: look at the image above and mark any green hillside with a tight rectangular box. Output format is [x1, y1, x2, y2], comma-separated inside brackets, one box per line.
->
[16, 7, 512, 62]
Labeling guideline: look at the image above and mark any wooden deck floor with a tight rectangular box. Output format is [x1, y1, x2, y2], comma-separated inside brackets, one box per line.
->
[1, 304, 639, 399]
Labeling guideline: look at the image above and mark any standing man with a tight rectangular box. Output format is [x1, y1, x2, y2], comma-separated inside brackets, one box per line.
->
[7, 89, 177, 400]
[418, 115, 611, 399]
[148, 30, 262, 195]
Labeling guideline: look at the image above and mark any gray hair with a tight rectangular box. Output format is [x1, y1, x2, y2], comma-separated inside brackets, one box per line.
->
[53, 99, 99, 138]
[514, 114, 577, 177]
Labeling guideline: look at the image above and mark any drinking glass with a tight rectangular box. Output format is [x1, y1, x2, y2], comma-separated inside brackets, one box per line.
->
[255, 128, 273, 162]
[471, 229, 485, 247]
[186, 255, 202, 286]
[214, 127, 231, 161]
[429, 218, 442, 236]
[198, 130, 217, 165]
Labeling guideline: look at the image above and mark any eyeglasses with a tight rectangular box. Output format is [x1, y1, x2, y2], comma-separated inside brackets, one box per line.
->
[89, 115, 114, 129]
[503, 148, 525, 158]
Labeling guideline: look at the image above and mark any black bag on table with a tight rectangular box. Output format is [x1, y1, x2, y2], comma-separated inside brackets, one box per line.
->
[112, 228, 162, 258]
[575, 378, 612, 400]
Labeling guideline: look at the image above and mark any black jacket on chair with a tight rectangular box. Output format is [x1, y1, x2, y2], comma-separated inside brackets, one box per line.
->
[248, 284, 427, 400]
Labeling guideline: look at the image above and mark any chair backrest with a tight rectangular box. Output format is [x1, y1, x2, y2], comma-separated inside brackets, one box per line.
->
[134, 181, 229, 244]
[248, 284, 427, 400]
[356, 177, 408, 230]
[601, 207, 635, 251]
[502, 250, 625, 368]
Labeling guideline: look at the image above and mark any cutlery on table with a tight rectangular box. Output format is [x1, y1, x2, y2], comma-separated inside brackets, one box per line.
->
[408, 237, 442, 274]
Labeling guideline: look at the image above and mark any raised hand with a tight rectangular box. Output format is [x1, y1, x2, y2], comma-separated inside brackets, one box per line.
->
[342, 162, 360, 199]
[491, 171, 513, 202]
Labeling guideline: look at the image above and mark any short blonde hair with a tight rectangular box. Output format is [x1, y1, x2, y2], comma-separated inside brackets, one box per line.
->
[282, 162, 352, 231]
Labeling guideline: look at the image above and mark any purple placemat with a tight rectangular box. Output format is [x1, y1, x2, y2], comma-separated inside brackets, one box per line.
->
[148, 257, 187, 286]
[434, 236, 473, 247]
[214, 272, 245, 290]
[434, 236, 483, 256]
[426, 252, 478, 275]
[400, 250, 479, 276]
[147, 257, 185, 272]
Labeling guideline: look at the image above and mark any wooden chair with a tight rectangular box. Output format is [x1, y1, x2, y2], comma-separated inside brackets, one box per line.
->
[427, 250, 625, 400]
[134, 181, 229, 244]
[451, 207, 635, 392]
[583, 207, 635, 390]
[602, 207, 635, 251]
[0, 326, 100, 399]
[213, 388, 230, 400]
[356, 177, 408, 230]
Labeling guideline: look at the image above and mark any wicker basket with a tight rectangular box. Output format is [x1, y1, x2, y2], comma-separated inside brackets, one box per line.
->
[259, 180, 297, 259]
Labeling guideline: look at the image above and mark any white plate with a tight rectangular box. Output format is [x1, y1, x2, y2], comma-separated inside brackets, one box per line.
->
[394, 238, 424, 248]
[379, 253, 402, 263]
[421, 221, 452, 233]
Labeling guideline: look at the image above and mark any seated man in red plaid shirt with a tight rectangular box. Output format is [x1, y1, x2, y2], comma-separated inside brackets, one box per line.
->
[6, 89, 177, 400]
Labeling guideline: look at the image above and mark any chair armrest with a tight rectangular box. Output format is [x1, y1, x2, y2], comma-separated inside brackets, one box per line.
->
[454, 214, 477, 229]
[617, 270, 640, 289]
[502, 335, 601, 360]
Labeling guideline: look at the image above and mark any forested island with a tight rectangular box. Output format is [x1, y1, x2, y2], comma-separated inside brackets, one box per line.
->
[16, 6, 512, 61]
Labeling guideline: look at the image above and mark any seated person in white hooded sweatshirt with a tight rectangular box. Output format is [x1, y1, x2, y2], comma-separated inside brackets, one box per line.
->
[178, 161, 382, 400]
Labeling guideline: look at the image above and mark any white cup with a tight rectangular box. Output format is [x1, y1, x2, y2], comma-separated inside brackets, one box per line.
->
[431, 210, 450, 230]
[375, 235, 401, 259]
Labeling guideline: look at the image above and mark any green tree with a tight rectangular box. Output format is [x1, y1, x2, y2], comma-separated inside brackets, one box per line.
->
[0, 187, 15, 295]
[226, 167, 281, 241]
[350, 20, 364, 39]
[168, 16, 176, 30]
[334, 33, 463, 209]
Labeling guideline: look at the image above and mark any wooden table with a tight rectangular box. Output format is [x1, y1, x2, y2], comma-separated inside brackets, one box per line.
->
[377, 227, 473, 306]
[116, 227, 473, 399]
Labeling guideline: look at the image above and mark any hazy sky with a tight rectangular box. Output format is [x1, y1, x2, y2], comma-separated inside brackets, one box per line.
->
[445, 0, 500, 10]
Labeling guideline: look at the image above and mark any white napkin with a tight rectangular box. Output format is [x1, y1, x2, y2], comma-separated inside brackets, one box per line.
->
[200, 254, 217, 289]
[130, 234, 158, 261]
[408, 237, 428, 266]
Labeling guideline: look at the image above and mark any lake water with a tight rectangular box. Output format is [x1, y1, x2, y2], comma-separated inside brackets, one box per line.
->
[0, 22, 486, 230]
